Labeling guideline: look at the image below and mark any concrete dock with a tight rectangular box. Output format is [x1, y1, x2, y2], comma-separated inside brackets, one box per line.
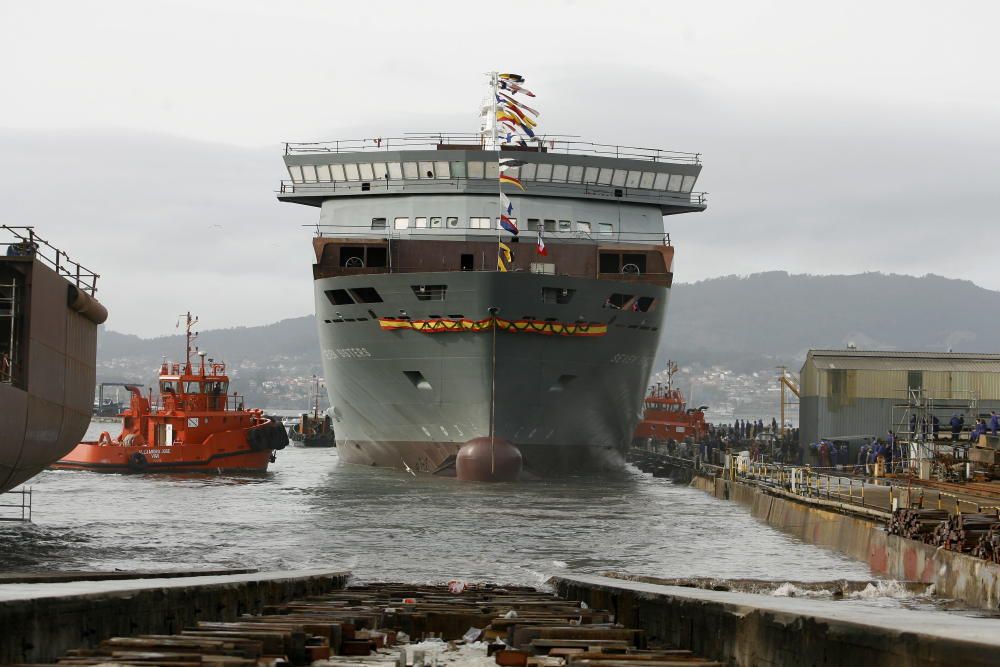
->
[0, 568, 348, 663]
[552, 573, 1000, 667]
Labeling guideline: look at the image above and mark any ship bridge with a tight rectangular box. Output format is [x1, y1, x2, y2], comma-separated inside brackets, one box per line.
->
[278, 133, 705, 216]
[277, 134, 706, 286]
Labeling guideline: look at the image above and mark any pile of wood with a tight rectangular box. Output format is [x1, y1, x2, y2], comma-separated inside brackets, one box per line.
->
[972, 525, 1000, 564]
[17, 582, 721, 666]
[936, 513, 1000, 553]
[886, 508, 950, 542]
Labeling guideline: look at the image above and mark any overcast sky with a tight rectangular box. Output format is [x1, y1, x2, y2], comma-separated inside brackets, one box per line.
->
[1, 0, 998, 337]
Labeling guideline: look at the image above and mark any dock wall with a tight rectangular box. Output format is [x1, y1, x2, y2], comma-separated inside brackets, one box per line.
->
[0, 568, 349, 663]
[691, 473, 1000, 610]
[552, 574, 1000, 667]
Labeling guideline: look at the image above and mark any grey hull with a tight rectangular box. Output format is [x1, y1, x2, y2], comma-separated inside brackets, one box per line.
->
[315, 271, 667, 476]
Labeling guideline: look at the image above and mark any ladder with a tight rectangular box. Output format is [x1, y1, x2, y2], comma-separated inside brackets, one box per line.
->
[0, 277, 17, 384]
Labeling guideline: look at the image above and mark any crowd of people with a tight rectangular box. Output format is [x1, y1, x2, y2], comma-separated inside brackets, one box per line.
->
[656, 417, 800, 467]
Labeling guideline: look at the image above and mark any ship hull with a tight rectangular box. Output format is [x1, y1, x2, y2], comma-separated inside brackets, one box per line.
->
[316, 270, 667, 477]
[1, 258, 102, 492]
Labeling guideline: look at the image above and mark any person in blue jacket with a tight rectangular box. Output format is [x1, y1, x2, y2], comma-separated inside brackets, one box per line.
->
[950, 414, 963, 441]
[990, 411, 999, 437]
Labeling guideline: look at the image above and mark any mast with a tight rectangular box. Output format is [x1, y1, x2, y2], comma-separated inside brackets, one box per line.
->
[179, 312, 199, 372]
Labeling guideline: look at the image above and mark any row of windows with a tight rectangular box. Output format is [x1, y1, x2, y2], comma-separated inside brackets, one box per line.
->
[370, 216, 615, 234]
[287, 161, 697, 193]
[324, 285, 657, 312]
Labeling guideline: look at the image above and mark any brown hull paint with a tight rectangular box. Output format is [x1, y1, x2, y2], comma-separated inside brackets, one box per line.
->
[0, 258, 101, 492]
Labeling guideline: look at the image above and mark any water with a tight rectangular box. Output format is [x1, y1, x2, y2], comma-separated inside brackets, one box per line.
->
[1, 425, 876, 586]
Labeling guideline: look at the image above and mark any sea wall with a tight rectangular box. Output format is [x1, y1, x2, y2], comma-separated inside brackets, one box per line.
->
[692, 473, 1000, 609]
[552, 574, 1000, 667]
[0, 568, 349, 663]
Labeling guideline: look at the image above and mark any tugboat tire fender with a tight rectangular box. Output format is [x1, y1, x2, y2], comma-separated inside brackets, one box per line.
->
[248, 427, 267, 452]
[128, 452, 147, 471]
[266, 416, 289, 451]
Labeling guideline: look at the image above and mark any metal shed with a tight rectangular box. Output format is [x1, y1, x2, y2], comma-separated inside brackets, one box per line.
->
[799, 350, 1000, 454]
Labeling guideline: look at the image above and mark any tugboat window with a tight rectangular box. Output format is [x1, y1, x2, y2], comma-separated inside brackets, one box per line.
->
[185, 382, 202, 394]
[160, 381, 177, 393]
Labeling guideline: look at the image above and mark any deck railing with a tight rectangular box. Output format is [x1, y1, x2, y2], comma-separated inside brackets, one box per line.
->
[284, 133, 702, 164]
[1, 226, 100, 295]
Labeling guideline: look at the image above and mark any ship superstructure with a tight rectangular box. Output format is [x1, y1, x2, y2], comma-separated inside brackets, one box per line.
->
[277, 78, 706, 478]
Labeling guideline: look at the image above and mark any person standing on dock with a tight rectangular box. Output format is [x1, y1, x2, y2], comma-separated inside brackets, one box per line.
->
[950, 414, 962, 441]
[858, 440, 869, 473]
[990, 411, 999, 437]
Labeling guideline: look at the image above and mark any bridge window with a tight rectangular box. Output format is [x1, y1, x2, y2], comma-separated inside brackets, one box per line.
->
[622, 253, 647, 273]
[599, 253, 619, 273]
[414, 217, 428, 228]
[394, 217, 410, 230]
[450, 161, 466, 178]
[340, 247, 365, 267]
[434, 161, 450, 178]
[373, 162, 388, 179]
[367, 247, 387, 267]
[371, 218, 387, 230]
[412, 285, 447, 301]
[387, 162, 403, 179]
[584, 166, 599, 183]
[667, 174, 683, 191]
[681, 175, 697, 192]
[287, 165, 303, 183]
[330, 164, 346, 181]
[611, 169, 628, 187]
[467, 161, 484, 178]
[568, 165, 584, 183]
[653, 173, 669, 190]
[344, 163, 360, 180]
[625, 170, 641, 187]
[316, 164, 332, 182]
[639, 172, 656, 189]
[419, 161, 434, 178]
[597, 168, 613, 185]
[359, 163, 374, 180]
[536, 163, 553, 182]
[349, 287, 384, 303]
[470, 217, 491, 229]
[551, 164, 568, 183]
[485, 162, 499, 179]
[403, 162, 419, 179]
[520, 163, 537, 180]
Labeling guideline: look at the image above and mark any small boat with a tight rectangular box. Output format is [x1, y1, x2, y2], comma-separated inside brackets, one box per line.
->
[288, 375, 336, 448]
[54, 313, 288, 473]
[633, 361, 708, 446]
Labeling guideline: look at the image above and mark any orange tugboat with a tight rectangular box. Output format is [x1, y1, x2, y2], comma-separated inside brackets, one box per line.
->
[633, 361, 708, 446]
[54, 314, 287, 473]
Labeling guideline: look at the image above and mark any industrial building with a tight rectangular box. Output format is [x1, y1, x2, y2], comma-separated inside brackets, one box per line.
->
[798, 349, 1000, 452]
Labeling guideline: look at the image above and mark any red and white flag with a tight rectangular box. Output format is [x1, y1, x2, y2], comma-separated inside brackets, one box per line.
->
[536, 230, 548, 256]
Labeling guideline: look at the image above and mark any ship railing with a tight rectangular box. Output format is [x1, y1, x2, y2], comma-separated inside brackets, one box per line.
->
[316, 262, 675, 281]
[279, 179, 707, 207]
[284, 133, 701, 164]
[1, 226, 100, 295]
[148, 393, 249, 414]
[310, 226, 674, 246]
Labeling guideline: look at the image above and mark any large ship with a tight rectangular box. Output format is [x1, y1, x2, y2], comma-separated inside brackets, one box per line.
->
[277, 74, 706, 480]
[1, 225, 107, 492]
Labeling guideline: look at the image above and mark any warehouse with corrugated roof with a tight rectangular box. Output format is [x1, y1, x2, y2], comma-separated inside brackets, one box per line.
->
[798, 349, 1000, 451]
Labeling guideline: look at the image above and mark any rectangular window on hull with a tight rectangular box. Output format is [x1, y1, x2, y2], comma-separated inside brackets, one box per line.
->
[541, 287, 575, 304]
[411, 284, 447, 301]
[325, 289, 355, 305]
[604, 293, 635, 310]
[349, 287, 383, 303]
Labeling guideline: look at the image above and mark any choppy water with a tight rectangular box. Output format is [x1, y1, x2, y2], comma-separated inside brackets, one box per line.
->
[0, 424, 877, 586]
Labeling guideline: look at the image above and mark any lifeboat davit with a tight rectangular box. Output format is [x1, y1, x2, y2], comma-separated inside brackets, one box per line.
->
[53, 313, 287, 474]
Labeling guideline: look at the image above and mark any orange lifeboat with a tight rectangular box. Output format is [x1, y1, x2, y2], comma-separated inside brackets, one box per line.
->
[54, 313, 287, 473]
[633, 361, 707, 445]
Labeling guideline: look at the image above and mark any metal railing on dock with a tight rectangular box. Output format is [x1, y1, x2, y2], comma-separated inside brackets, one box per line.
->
[0, 487, 32, 522]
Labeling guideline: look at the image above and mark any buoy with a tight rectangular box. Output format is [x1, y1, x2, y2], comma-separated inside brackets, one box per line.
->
[455, 436, 522, 482]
